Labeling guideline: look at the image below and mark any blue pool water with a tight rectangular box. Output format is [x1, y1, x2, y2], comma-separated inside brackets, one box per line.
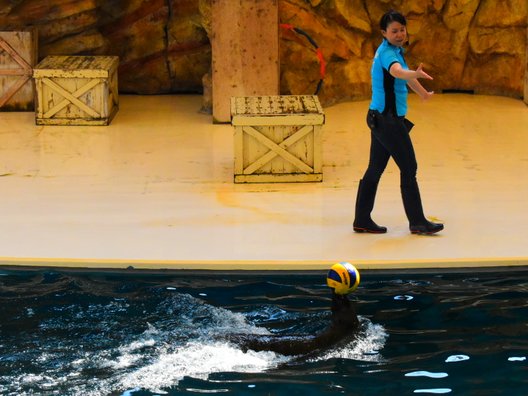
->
[0, 268, 527, 395]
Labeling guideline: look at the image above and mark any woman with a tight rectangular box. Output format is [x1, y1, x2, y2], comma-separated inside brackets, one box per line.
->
[353, 10, 443, 235]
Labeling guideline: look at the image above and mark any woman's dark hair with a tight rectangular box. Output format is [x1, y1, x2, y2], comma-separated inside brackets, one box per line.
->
[380, 10, 406, 31]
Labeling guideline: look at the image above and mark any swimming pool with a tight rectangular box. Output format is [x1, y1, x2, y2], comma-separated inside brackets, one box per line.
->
[0, 268, 527, 395]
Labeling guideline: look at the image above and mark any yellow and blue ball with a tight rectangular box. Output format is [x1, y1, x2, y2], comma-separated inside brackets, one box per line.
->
[326, 262, 360, 295]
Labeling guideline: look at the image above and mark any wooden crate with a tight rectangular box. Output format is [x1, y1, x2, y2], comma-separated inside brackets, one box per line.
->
[231, 95, 325, 183]
[0, 29, 37, 111]
[33, 55, 119, 126]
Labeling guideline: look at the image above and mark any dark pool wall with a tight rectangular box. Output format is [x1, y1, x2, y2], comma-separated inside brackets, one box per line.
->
[0, 0, 526, 104]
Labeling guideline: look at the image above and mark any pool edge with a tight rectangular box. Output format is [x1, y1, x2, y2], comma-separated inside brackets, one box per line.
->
[1, 256, 528, 272]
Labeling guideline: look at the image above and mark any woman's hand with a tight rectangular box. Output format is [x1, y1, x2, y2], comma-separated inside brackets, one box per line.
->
[421, 90, 434, 101]
[415, 63, 433, 80]
[407, 78, 434, 101]
[390, 62, 433, 81]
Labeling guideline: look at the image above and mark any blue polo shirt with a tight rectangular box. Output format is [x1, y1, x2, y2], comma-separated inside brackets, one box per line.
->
[369, 39, 408, 116]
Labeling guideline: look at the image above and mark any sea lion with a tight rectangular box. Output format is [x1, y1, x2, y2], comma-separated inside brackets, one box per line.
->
[228, 292, 360, 356]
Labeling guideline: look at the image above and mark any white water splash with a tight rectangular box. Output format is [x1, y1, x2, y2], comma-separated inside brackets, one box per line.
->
[120, 341, 288, 393]
[311, 319, 388, 363]
[108, 300, 283, 393]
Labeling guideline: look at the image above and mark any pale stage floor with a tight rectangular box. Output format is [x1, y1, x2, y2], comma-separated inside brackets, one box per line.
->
[0, 94, 527, 271]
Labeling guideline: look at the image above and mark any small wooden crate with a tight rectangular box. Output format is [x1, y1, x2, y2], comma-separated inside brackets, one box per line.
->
[231, 95, 325, 183]
[33, 55, 119, 125]
[0, 29, 37, 111]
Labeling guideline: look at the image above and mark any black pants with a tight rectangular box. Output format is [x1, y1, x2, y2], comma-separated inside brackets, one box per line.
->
[362, 109, 417, 187]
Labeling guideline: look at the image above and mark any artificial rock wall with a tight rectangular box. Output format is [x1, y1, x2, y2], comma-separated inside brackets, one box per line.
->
[1, 0, 526, 106]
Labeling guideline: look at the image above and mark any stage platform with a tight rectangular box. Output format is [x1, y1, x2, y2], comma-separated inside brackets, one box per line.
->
[0, 94, 527, 271]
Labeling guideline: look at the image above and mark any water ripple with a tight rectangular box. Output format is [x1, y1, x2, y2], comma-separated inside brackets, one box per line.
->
[405, 371, 448, 378]
[445, 355, 470, 363]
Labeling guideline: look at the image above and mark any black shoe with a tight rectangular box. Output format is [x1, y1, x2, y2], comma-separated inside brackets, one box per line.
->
[410, 221, 443, 235]
[401, 179, 443, 235]
[354, 219, 387, 234]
